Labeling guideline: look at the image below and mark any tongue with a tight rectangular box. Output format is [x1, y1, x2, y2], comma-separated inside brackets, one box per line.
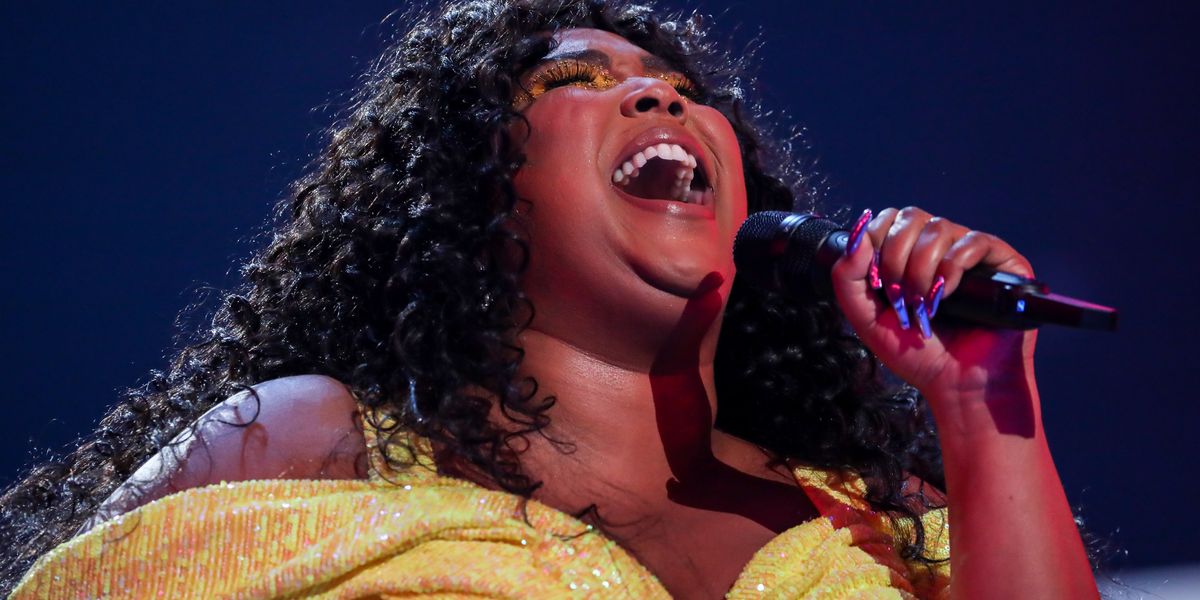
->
[624, 157, 685, 201]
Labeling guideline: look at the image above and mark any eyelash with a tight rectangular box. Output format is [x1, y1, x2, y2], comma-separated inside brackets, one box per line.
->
[657, 72, 701, 101]
[523, 60, 702, 102]
[530, 60, 615, 94]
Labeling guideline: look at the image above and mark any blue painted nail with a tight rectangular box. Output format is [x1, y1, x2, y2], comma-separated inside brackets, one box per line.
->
[915, 298, 932, 339]
[844, 209, 872, 256]
[886, 283, 910, 330]
[869, 250, 883, 290]
[928, 276, 945, 318]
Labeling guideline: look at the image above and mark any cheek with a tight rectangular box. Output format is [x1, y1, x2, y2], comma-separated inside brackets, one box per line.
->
[518, 91, 606, 168]
[510, 98, 619, 285]
[691, 107, 749, 230]
[694, 107, 744, 183]
[512, 96, 613, 228]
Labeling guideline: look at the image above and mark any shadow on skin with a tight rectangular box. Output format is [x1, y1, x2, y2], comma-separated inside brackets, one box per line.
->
[649, 271, 821, 533]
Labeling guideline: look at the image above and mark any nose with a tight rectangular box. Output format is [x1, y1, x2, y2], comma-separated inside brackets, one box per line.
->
[619, 78, 688, 122]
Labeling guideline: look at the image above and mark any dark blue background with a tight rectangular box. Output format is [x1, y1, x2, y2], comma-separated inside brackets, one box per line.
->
[3, 2, 1196, 571]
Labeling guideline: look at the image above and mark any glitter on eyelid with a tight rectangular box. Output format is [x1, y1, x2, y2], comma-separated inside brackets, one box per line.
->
[514, 58, 701, 107]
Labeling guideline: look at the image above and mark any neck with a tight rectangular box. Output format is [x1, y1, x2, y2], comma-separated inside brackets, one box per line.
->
[517, 325, 719, 485]
[474, 282, 815, 537]
[513, 280, 726, 488]
[508, 322, 816, 537]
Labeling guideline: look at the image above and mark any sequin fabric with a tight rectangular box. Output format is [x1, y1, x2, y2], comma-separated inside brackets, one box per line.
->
[11, 410, 949, 599]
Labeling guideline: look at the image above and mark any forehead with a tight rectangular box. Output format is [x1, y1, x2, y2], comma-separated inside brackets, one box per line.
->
[546, 28, 654, 63]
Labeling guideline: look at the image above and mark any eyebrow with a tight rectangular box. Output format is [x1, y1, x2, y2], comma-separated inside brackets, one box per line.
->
[536, 49, 611, 68]
[639, 54, 678, 75]
[535, 49, 683, 75]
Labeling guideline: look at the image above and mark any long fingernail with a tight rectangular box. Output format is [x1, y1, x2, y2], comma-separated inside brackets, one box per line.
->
[915, 298, 932, 339]
[928, 276, 945, 318]
[886, 283, 910, 329]
[844, 208, 872, 256]
[868, 250, 883, 290]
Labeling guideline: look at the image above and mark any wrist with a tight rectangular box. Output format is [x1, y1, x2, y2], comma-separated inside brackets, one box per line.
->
[921, 352, 1036, 401]
[924, 366, 1043, 453]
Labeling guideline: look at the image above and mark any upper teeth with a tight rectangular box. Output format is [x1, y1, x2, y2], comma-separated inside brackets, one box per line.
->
[612, 142, 700, 203]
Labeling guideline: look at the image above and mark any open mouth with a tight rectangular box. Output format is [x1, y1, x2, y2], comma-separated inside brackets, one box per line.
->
[611, 142, 713, 205]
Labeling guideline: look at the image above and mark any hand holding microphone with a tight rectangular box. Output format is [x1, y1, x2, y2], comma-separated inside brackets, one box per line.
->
[735, 206, 1119, 402]
[734, 208, 1118, 333]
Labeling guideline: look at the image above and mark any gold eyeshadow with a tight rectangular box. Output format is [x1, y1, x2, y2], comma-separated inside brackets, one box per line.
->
[652, 71, 700, 100]
[515, 58, 702, 106]
[524, 59, 618, 99]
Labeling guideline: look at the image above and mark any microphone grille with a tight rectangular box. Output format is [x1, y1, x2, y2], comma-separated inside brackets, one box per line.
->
[734, 211, 842, 297]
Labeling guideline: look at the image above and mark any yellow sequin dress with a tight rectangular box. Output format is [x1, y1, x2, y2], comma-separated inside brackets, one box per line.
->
[10, 411, 950, 599]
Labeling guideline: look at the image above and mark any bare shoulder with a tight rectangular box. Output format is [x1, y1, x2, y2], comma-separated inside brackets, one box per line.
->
[82, 374, 366, 532]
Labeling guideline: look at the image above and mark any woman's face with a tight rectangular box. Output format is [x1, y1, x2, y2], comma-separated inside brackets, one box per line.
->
[512, 28, 747, 345]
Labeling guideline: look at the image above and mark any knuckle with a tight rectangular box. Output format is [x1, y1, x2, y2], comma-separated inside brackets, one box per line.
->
[925, 216, 954, 235]
[955, 251, 979, 269]
[961, 230, 988, 244]
[897, 205, 925, 220]
[942, 251, 969, 269]
[874, 207, 900, 223]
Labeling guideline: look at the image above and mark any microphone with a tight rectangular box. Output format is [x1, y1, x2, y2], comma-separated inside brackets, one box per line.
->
[733, 211, 1119, 331]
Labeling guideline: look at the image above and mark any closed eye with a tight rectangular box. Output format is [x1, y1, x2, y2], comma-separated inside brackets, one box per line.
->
[524, 59, 616, 98]
[517, 58, 704, 105]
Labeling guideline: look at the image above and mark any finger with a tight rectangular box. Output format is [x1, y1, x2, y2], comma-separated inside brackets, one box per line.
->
[832, 208, 876, 281]
[865, 207, 901, 259]
[830, 211, 887, 329]
[938, 231, 1035, 300]
[878, 206, 934, 287]
[902, 216, 967, 304]
[871, 207, 935, 331]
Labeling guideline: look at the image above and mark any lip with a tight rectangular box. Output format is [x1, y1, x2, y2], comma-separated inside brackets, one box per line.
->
[612, 184, 716, 219]
[608, 126, 716, 208]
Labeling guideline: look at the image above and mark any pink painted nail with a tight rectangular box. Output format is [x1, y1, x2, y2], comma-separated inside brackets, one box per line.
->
[885, 283, 910, 330]
[869, 250, 882, 290]
[915, 298, 932, 339]
[928, 276, 945, 318]
[844, 208, 872, 256]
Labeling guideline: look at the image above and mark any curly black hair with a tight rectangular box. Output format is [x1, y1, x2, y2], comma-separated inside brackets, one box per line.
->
[0, 0, 946, 592]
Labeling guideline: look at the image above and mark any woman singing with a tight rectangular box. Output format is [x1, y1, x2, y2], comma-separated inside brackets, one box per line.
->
[1, 0, 1096, 597]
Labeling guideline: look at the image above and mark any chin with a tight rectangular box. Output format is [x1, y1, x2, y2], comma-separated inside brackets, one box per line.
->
[628, 256, 730, 300]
